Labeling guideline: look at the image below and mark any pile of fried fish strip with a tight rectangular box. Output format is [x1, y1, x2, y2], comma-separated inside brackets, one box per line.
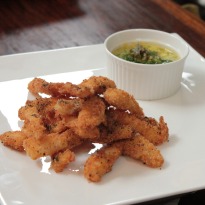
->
[0, 76, 169, 182]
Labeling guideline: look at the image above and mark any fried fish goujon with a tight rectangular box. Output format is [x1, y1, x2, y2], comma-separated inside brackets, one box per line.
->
[0, 76, 169, 182]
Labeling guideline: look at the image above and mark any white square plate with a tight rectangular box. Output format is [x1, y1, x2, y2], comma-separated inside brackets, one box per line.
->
[0, 35, 205, 205]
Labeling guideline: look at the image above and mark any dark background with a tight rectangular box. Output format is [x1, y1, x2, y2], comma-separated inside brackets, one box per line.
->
[174, 0, 205, 19]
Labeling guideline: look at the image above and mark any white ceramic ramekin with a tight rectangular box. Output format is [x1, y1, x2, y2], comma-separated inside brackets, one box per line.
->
[104, 29, 189, 100]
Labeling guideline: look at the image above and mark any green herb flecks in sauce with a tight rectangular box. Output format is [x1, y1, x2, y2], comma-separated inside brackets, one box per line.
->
[112, 41, 180, 64]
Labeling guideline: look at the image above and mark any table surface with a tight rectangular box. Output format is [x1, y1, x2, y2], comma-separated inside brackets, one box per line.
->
[0, 0, 205, 57]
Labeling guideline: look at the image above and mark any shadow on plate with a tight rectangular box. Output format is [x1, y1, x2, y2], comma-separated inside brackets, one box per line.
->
[0, 111, 11, 133]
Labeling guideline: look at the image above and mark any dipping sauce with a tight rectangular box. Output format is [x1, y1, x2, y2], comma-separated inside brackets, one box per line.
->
[112, 41, 180, 64]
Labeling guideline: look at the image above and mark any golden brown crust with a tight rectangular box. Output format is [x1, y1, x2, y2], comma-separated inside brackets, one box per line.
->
[23, 129, 82, 160]
[51, 149, 75, 173]
[84, 145, 121, 182]
[120, 135, 164, 168]
[104, 88, 144, 117]
[0, 131, 28, 152]
[106, 109, 169, 145]
[0, 76, 169, 182]
[28, 76, 116, 98]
